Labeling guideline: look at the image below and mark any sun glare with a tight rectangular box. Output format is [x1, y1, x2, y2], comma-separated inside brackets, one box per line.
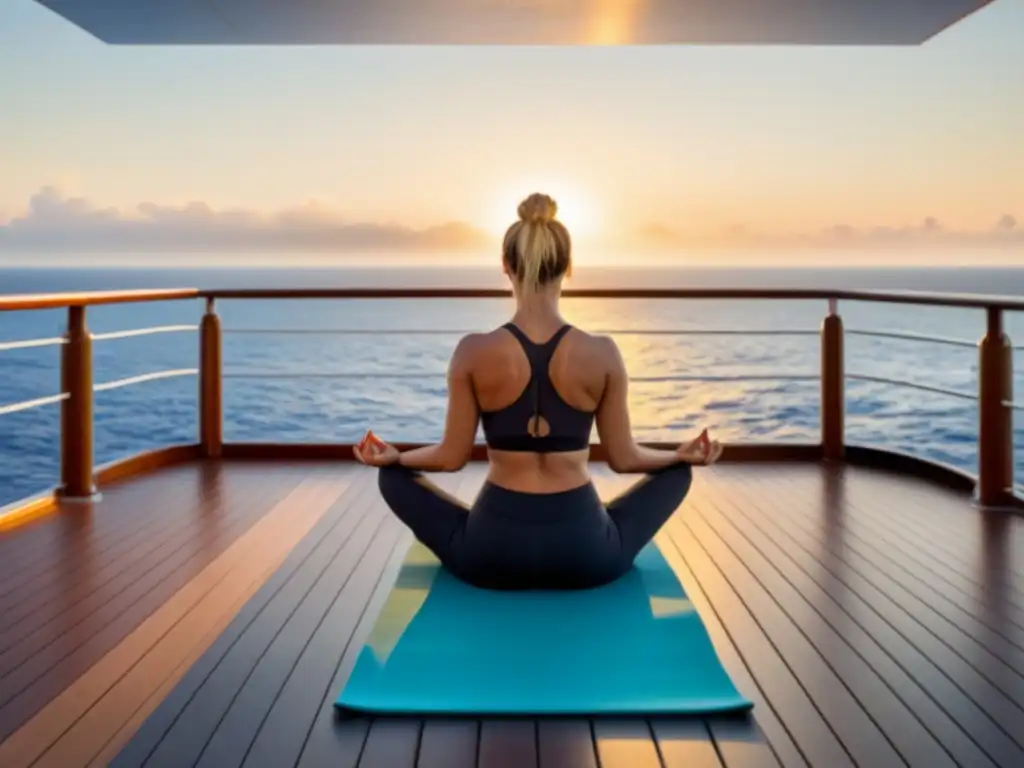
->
[483, 183, 599, 240]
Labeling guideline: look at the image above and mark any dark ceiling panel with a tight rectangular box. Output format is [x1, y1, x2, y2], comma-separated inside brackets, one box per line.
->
[39, 0, 231, 44]
[36, 0, 995, 45]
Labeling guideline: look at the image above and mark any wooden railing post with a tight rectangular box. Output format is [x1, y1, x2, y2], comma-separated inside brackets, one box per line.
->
[821, 298, 845, 461]
[58, 306, 97, 499]
[978, 307, 1012, 507]
[199, 297, 223, 458]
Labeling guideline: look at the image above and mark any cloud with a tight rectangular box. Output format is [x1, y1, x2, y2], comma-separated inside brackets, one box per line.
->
[2, 187, 1022, 255]
[996, 214, 1018, 231]
[0, 186, 492, 253]
[635, 214, 1024, 250]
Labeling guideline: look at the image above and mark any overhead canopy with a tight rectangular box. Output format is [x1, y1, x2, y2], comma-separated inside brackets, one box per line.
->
[36, 0, 994, 45]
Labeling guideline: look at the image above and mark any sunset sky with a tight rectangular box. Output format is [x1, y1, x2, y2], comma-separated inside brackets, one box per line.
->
[1, 0, 1023, 260]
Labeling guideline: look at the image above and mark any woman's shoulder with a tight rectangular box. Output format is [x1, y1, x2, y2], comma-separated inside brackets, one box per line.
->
[567, 327, 619, 356]
[568, 330, 626, 381]
[450, 329, 509, 364]
[456, 326, 618, 362]
[455, 328, 505, 351]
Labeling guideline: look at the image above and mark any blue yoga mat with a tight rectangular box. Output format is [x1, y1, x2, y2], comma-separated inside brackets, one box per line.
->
[336, 540, 752, 716]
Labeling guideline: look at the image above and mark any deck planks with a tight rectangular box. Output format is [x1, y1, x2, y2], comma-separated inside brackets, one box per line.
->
[754, 472, 1024, 672]
[761, 480, 1024, 649]
[0, 473, 287, 682]
[712, 467, 1024, 767]
[109, 469, 376, 767]
[0, 459, 1020, 766]
[0, 468, 193, 588]
[694, 495, 993, 766]
[592, 719, 662, 768]
[418, 720, 479, 768]
[0, 466, 355, 768]
[477, 720, 538, 768]
[536, 720, 597, 768]
[0, 464, 316, 743]
[357, 719, 422, 767]
[125, 471, 386, 768]
[651, 719, 724, 768]
[839, 474, 1024, 597]
[682, 500, 950, 766]
[28, 477, 353, 768]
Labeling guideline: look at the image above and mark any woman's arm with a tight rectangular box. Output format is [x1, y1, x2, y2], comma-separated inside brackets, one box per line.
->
[393, 335, 480, 472]
[594, 336, 688, 474]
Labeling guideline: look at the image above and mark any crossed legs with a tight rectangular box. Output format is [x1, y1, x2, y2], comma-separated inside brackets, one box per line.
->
[377, 461, 693, 581]
[605, 462, 693, 565]
[377, 465, 468, 567]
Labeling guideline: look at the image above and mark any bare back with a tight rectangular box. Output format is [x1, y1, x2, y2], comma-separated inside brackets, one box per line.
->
[466, 324, 612, 493]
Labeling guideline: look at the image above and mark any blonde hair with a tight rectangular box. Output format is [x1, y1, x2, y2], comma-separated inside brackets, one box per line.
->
[502, 193, 572, 290]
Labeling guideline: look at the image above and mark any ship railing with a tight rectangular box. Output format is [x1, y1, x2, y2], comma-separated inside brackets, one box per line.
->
[0, 287, 1018, 510]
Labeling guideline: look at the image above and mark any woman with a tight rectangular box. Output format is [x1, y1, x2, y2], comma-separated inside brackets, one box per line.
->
[354, 192, 722, 590]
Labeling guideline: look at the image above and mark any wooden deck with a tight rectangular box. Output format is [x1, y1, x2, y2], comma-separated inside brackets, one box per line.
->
[0, 460, 1022, 767]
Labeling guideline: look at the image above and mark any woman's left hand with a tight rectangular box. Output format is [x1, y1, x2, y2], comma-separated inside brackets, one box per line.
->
[353, 431, 400, 467]
[676, 429, 723, 466]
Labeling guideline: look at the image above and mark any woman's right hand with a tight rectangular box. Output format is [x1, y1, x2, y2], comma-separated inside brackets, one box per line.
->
[353, 430, 400, 467]
[676, 429, 723, 465]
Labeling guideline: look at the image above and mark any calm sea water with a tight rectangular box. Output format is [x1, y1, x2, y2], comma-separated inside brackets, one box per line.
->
[2, 264, 1024, 507]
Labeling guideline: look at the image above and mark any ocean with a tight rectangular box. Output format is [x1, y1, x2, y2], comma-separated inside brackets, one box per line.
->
[2, 263, 1023, 507]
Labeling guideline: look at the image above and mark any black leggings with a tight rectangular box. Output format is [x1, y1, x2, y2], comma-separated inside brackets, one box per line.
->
[377, 463, 693, 590]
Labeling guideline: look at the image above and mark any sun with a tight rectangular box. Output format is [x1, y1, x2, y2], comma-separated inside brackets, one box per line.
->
[483, 183, 599, 240]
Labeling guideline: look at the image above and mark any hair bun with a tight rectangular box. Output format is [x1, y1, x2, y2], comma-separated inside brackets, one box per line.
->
[517, 193, 558, 225]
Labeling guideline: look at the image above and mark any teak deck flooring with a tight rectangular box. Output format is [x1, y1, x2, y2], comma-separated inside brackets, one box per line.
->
[0, 459, 1021, 767]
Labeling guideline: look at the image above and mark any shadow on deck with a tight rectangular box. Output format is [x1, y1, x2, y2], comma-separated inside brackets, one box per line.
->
[0, 460, 1021, 768]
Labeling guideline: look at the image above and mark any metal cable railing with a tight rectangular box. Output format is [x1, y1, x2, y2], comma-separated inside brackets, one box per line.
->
[217, 326, 976, 401]
[0, 369, 199, 417]
[0, 324, 196, 354]
[91, 324, 196, 342]
[0, 323, 992, 412]
[93, 369, 198, 393]
[0, 287, 1019, 507]
[0, 393, 69, 417]
[220, 325, 1024, 354]
[222, 327, 819, 337]
[0, 336, 65, 352]
[219, 370, 821, 382]
[846, 329, 978, 349]
[203, 297, 1024, 507]
[0, 324, 198, 418]
[845, 374, 976, 402]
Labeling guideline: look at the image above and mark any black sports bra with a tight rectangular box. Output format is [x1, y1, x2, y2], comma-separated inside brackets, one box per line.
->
[480, 323, 595, 452]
